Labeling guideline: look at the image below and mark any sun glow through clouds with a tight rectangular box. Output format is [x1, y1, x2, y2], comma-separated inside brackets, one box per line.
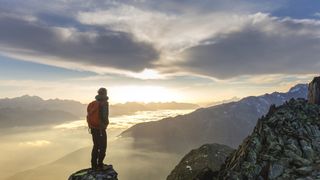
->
[110, 86, 181, 103]
[130, 69, 164, 80]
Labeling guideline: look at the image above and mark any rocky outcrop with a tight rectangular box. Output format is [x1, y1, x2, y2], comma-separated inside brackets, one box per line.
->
[68, 165, 118, 180]
[217, 99, 320, 179]
[308, 76, 320, 105]
[167, 143, 234, 180]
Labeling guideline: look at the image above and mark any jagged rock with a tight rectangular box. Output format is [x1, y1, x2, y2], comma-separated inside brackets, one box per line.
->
[167, 143, 234, 180]
[268, 163, 283, 179]
[295, 166, 313, 175]
[308, 76, 320, 105]
[68, 164, 118, 180]
[217, 99, 320, 179]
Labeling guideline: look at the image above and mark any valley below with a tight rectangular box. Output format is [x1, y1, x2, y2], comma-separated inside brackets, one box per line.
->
[0, 109, 194, 180]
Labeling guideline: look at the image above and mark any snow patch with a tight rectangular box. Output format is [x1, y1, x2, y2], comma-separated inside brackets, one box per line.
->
[290, 87, 300, 93]
[186, 165, 192, 171]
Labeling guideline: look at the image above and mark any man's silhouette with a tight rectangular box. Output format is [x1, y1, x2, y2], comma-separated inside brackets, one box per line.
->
[87, 88, 109, 170]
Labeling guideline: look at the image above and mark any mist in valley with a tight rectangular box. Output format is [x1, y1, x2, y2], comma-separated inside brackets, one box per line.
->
[0, 109, 193, 180]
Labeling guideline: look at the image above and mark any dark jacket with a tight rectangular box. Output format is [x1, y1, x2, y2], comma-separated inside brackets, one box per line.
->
[95, 95, 109, 129]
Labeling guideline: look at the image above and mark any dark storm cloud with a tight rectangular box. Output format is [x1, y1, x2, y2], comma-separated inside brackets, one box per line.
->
[123, 0, 283, 14]
[179, 18, 320, 79]
[0, 15, 159, 72]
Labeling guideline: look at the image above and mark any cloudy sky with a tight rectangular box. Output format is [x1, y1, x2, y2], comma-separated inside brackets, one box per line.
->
[0, 0, 319, 104]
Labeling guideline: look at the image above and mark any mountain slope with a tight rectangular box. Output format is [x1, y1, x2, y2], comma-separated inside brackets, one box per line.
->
[120, 84, 308, 152]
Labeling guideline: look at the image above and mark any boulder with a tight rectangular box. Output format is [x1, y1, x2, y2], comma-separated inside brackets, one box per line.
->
[68, 164, 118, 180]
[167, 143, 234, 180]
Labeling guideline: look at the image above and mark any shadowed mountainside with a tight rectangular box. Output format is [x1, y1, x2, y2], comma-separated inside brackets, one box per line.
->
[120, 84, 308, 152]
[167, 143, 234, 180]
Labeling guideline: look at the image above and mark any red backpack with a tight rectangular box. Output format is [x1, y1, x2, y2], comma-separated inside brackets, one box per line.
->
[87, 101, 100, 128]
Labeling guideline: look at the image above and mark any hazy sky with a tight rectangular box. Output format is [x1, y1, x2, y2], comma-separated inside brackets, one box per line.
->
[0, 0, 319, 103]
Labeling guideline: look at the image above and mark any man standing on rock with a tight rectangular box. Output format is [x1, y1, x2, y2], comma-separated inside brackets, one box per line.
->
[87, 88, 109, 170]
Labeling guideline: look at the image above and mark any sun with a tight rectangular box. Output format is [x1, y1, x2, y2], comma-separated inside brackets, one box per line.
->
[109, 86, 181, 103]
[130, 69, 164, 80]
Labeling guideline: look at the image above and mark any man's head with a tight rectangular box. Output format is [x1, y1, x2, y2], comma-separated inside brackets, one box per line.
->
[98, 87, 107, 96]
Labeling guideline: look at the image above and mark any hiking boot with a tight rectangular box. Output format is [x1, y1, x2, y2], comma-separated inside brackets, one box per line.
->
[91, 164, 98, 171]
[97, 163, 108, 170]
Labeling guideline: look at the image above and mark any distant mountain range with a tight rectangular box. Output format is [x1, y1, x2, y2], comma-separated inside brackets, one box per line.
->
[110, 102, 199, 116]
[0, 95, 86, 115]
[0, 108, 79, 128]
[0, 95, 85, 128]
[0, 95, 199, 128]
[120, 84, 308, 153]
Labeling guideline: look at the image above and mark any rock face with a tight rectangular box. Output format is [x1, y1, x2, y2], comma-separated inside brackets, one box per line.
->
[68, 165, 118, 180]
[308, 76, 320, 105]
[217, 99, 320, 179]
[167, 143, 234, 180]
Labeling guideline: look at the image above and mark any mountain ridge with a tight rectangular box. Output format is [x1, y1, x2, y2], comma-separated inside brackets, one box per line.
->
[120, 84, 308, 153]
[0, 95, 199, 128]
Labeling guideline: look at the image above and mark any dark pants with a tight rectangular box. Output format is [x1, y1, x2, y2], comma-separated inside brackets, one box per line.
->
[91, 128, 107, 168]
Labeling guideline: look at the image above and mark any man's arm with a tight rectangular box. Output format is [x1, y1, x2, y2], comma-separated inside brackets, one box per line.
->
[105, 102, 109, 126]
[100, 102, 109, 128]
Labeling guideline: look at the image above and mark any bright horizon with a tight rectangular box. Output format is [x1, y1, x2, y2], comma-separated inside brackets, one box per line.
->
[0, 82, 308, 105]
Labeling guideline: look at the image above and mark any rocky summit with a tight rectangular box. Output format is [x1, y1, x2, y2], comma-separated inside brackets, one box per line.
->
[167, 143, 234, 180]
[68, 164, 118, 180]
[217, 98, 320, 179]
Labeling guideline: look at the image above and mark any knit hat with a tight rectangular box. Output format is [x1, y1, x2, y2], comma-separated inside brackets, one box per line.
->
[98, 87, 107, 96]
